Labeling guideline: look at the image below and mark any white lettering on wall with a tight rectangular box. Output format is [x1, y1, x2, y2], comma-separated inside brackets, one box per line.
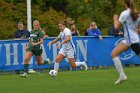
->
[48, 41, 59, 63]
[5, 43, 19, 66]
[76, 40, 88, 61]
[41, 44, 48, 60]
[21, 43, 28, 64]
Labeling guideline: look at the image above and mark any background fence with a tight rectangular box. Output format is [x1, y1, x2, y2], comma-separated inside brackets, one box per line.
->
[0, 36, 140, 71]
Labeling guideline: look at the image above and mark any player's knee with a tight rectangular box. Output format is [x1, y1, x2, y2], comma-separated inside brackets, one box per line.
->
[24, 58, 29, 64]
[111, 52, 117, 58]
[55, 58, 61, 63]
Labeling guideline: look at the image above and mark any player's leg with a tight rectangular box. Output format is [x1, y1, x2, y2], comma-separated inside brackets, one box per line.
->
[111, 41, 129, 84]
[20, 51, 33, 77]
[36, 56, 51, 65]
[67, 49, 88, 70]
[68, 59, 88, 70]
[35, 49, 52, 65]
[54, 53, 65, 72]
[52, 48, 66, 72]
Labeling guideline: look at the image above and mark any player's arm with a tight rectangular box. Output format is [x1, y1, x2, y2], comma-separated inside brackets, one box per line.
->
[61, 35, 70, 44]
[31, 38, 44, 46]
[47, 37, 61, 46]
[37, 38, 44, 44]
[113, 14, 121, 30]
[57, 35, 70, 48]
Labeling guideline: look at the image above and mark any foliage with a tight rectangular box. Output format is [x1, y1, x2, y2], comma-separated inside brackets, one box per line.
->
[0, 0, 140, 39]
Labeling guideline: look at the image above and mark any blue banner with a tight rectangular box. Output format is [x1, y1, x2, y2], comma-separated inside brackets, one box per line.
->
[0, 36, 140, 71]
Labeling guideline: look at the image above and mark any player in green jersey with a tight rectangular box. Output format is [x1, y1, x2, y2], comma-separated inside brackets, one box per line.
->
[20, 20, 51, 77]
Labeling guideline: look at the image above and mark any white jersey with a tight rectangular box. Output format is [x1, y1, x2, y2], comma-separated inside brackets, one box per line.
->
[58, 28, 75, 50]
[119, 8, 140, 45]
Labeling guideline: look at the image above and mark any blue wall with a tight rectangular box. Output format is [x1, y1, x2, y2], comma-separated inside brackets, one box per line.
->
[0, 36, 140, 71]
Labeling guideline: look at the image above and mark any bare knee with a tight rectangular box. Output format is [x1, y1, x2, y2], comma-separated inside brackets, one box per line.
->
[111, 51, 118, 58]
[55, 57, 61, 63]
[24, 57, 30, 64]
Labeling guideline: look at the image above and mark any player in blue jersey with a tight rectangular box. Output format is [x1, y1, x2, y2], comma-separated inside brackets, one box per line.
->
[111, 0, 140, 84]
[47, 21, 88, 75]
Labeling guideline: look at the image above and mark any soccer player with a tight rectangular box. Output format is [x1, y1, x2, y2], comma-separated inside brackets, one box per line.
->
[111, 0, 140, 84]
[47, 21, 88, 75]
[20, 20, 51, 77]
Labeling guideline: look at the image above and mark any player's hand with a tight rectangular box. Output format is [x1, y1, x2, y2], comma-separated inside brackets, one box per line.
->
[31, 43, 38, 46]
[57, 42, 61, 48]
[118, 31, 124, 35]
[47, 42, 52, 46]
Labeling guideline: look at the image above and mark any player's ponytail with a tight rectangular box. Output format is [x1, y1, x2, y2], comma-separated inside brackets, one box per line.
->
[124, 0, 138, 21]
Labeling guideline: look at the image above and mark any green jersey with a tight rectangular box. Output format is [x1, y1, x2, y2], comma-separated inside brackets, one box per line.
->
[28, 30, 43, 50]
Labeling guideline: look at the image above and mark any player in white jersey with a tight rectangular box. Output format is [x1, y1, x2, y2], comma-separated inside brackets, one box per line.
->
[111, 0, 140, 84]
[47, 21, 88, 75]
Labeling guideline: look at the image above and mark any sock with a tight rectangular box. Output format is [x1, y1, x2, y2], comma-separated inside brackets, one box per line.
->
[24, 64, 29, 73]
[75, 62, 85, 67]
[44, 59, 51, 65]
[44, 60, 48, 64]
[112, 57, 125, 77]
[54, 62, 59, 72]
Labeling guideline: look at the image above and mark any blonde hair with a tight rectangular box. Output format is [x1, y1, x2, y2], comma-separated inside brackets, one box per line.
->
[33, 20, 42, 30]
[90, 22, 97, 28]
[33, 20, 40, 25]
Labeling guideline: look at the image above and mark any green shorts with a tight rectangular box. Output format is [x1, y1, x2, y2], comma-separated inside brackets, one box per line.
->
[26, 47, 43, 56]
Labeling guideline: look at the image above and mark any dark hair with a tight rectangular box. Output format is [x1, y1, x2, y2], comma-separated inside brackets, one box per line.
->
[59, 21, 66, 26]
[124, 0, 138, 21]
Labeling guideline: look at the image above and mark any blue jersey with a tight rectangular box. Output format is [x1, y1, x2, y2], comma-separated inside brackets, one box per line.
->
[87, 28, 102, 37]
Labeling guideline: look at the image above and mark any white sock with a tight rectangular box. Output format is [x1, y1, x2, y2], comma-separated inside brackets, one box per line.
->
[75, 62, 85, 67]
[54, 62, 59, 72]
[113, 57, 125, 77]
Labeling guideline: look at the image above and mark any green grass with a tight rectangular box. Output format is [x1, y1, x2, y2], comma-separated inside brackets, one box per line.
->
[0, 67, 140, 93]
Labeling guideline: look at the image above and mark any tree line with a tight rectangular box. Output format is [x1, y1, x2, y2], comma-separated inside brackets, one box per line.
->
[0, 0, 140, 39]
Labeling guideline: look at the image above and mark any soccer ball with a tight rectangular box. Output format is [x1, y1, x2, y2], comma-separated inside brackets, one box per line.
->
[49, 70, 57, 77]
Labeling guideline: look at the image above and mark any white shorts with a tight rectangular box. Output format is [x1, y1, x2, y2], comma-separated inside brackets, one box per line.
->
[59, 48, 75, 58]
[121, 40, 130, 46]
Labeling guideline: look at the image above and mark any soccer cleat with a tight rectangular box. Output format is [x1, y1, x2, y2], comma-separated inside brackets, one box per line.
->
[20, 73, 28, 78]
[114, 75, 127, 84]
[83, 61, 88, 70]
[47, 58, 52, 66]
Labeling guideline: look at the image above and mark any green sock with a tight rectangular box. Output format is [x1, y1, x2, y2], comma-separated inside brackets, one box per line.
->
[24, 64, 29, 73]
[44, 60, 48, 64]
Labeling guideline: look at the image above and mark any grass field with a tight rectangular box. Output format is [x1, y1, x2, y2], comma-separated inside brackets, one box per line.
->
[0, 67, 140, 93]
